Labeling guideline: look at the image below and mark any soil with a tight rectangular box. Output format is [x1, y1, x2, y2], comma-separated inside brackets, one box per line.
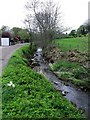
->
[43, 45, 88, 68]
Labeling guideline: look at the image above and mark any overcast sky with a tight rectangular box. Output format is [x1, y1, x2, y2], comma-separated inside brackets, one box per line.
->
[0, 0, 89, 31]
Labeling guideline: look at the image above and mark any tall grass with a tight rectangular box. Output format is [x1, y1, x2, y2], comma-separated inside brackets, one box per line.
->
[51, 60, 89, 88]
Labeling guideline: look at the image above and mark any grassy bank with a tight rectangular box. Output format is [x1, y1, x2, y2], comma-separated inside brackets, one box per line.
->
[50, 37, 89, 90]
[1, 44, 85, 119]
[51, 60, 89, 89]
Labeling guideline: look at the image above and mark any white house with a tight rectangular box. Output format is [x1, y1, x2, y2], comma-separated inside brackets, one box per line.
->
[0, 32, 10, 46]
[0, 38, 10, 46]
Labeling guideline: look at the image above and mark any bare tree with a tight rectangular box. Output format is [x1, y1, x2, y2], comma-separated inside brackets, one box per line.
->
[24, 0, 64, 47]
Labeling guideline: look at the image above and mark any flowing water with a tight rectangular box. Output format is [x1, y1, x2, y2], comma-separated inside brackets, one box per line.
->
[32, 48, 88, 116]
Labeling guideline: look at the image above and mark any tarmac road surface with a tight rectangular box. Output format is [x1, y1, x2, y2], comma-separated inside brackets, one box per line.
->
[0, 43, 28, 76]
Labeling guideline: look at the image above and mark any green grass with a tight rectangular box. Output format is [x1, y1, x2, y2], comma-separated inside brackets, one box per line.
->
[1, 44, 85, 119]
[51, 60, 89, 89]
[51, 60, 80, 71]
[55, 37, 88, 52]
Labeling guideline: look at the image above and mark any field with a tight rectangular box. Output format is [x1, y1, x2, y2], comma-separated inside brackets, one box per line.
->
[1, 44, 85, 119]
[55, 37, 88, 52]
[50, 37, 89, 90]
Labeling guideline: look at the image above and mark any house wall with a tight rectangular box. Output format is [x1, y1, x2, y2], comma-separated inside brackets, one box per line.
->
[0, 38, 1, 46]
[0, 38, 10, 46]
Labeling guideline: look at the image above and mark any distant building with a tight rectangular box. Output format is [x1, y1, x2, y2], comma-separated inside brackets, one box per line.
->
[0, 36, 1, 46]
[0, 32, 11, 46]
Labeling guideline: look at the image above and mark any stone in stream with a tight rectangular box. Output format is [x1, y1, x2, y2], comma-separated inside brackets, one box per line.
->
[35, 53, 38, 56]
[63, 82, 69, 86]
[31, 58, 34, 62]
[37, 48, 42, 52]
[62, 91, 69, 96]
[43, 67, 49, 72]
[31, 61, 40, 67]
[49, 59, 54, 64]
[54, 81, 59, 85]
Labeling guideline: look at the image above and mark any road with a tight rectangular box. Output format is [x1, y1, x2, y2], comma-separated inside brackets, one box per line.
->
[0, 43, 28, 76]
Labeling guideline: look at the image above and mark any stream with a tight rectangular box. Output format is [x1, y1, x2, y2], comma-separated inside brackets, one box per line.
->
[31, 48, 88, 116]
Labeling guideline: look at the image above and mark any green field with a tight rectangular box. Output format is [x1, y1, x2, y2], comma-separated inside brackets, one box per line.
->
[55, 37, 88, 52]
[1, 44, 85, 119]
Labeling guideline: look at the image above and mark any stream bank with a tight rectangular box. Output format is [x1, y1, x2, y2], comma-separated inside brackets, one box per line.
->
[30, 48, 88, 117]
[43, 45, 89, 91]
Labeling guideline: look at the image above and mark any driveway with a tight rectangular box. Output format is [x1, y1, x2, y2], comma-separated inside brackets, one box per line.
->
[0, 43, 28, 76]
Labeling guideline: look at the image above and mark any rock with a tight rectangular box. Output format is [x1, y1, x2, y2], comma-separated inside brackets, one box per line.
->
[50, 59, 54, 63]
[68, 52, 76, 57]
[54, 81, 58, 85]
[31, 58, 35, 62]
[64, 82, 69, 86]
[62, 91, 69, 96]
[35, 53, 38, 56]
[80, 86, 84, 90]
[31, 61, 40, 67]
[45, 55, 52, 62]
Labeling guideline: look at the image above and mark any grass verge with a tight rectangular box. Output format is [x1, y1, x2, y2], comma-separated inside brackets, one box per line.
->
[1, 44, 86, 119]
